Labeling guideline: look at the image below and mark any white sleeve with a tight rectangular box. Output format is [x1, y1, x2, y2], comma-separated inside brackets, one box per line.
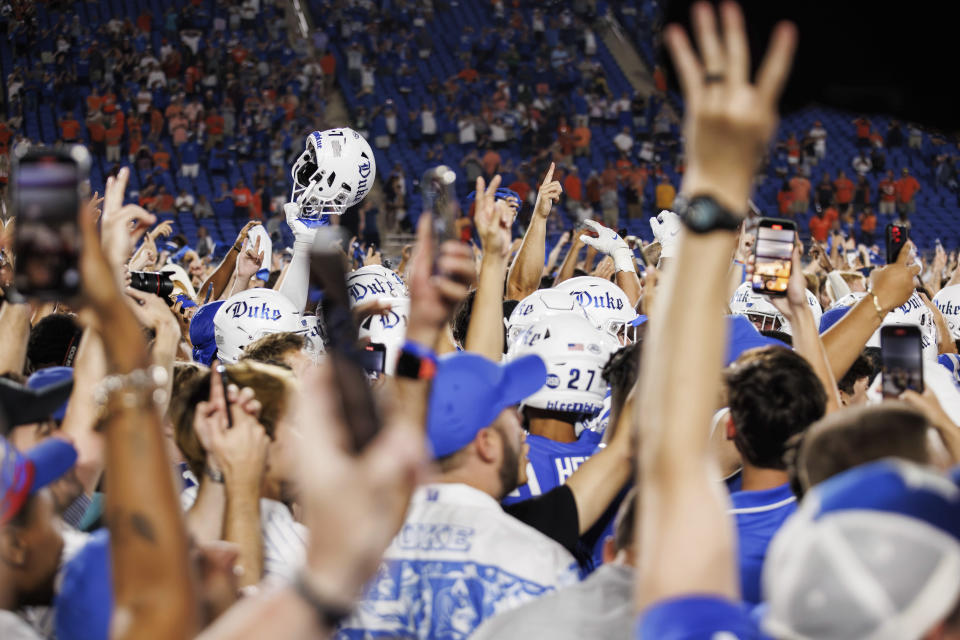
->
[277, 240, 311, 313]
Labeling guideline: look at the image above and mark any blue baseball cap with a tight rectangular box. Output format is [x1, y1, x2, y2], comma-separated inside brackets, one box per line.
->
[55, 528, 112, 640]
[255, 268, 270, 282]
[1, 436, 77, 524]
[427, 352, 546, 458]
[27, 367, 74, 422]
[763, 459, 960, 639]
[190, 300, 225, 366]
[725, 315, 790, 366]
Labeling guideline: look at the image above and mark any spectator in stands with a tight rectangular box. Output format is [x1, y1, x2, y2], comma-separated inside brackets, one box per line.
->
[870, 144, 886, 175]
[808, 120, 827, 159]
[777, 179, 793, 216]
[194, 195, 214, 220]
[86, 109, 106, 156]
[155, 185, 175, 214]
[180, 135, 200, 178]
[833, 170, 855, 212]
[815, 172, 834, 210]
[908, 123, 923, 149]
[896, 167, 921, 215]
[214, 183, 235, 218]
[878, 170, 897, 216]
[196, 226, 214, 259]
[205, 108, 225, 150]
[572, 122, 591, 157]
[58, 113, 80, 143]
[851, 151, 872, 176]
[153, 146, 172, 172]
[858, 206, 878, 245]
[788, 171, 811, 215]
[809, 208, 831, 242]
[564, 167, 582, 211]
[175, 189, 195, 215]
[232, 180, 256, 220]
[852, 115, 871, 147]
[482, 147, 502, 179]
[104, 118, 123, 162]
[655, 175, 676, 212]
[854, 175, 872, 211]
[886, 120, 904, 148]
[613, 126, 634, 154]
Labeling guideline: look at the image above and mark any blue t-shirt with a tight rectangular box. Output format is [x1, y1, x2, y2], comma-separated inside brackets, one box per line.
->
[502, 433, 598, 506]
[729, 482, 797, 605]
[636, 596, 761, 639]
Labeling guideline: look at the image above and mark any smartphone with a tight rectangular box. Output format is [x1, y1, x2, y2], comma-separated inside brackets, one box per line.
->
[12, 146, 90, 299]
[310, 226, 381, 451]
[751, 218, 796, 296]
[213, 362, 233, 428]
[886, 224, 908, 264]
[880, 325, 924, 398]
[359, 342, 387, 374]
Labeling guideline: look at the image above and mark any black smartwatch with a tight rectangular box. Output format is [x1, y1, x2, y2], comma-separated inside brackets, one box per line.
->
[394, 340, 438, 380]
[673, 195, 743, 234]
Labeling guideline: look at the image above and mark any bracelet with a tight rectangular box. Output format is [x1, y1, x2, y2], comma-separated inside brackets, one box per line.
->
[292, 570, 355, 629]
[871, 293, 887, 321]
[232, 244, 242, 253]
[205, 465, 225, 484]
[95, 366, 170, 409]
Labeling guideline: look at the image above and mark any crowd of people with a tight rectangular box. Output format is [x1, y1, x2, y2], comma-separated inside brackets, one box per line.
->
[3, 2, 960, 640]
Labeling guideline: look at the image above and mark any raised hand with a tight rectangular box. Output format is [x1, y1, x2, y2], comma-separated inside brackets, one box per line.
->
[870, 239, 922, 312]
[237, 235, 264, 281]
[649, 209, 682, 258]
[363, 245, 382, 266]
[474, 175, 510, 259]
[580, 219, 635, 273]
[665, 1, 797, 212]
[533, 162, 563, 220]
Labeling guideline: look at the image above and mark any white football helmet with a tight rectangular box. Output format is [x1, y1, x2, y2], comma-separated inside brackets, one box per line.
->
[870, 292, 939, 361]
[508, 312, 619, 418]
[729, 282, 822, 336]
[290, 128, 376, 218]
[346, 265, 408, 307]
[554, 276, 638, 343]
[506, 289, 592, 348]
[934, 284, 960, 341]
[214, 288, 314, 363]
[357, 297, 409, 375]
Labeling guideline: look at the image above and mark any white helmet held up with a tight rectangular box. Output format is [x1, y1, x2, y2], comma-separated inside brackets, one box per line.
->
[346, 265, 408, 307]
[934, 284, 960, 341]
[508, 312, 619, 418]
[357, 297, 409, 375]
[214, 288, 310, 363]
[554, 276, 638, 343]
[506, 288, 592, 348]
[290, 128, 376, 218]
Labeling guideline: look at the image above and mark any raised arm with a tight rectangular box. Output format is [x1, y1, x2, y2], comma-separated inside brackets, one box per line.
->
[554, 233, 586, 286]
[580, 219, 642, 306]
[464, 176, 511, 360]
[820, 243, 919, 379]
[79, 181, 197, 640]
[0, 299, 30, 374]
[506, 163, 562, 300]
[228, 235, 265, 298]
[636, 1, 796, 612]
[198, 221, 261, 302]
[768, 245, 842, 412]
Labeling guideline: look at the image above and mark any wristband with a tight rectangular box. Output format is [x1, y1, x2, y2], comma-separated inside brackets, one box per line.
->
[611, 246, 637, 274]
[395, 340, 438, 380]
[293, 570, 354, 629]
[205, 466, 225, 484]
[871, 293, 887, 321]
[232, 244, 242, 253]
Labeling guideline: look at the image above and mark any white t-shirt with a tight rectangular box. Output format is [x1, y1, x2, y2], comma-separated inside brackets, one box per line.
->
[421, 110, 437, 135]
[0, 611, 41, 640]
[336, 483, 578, 640]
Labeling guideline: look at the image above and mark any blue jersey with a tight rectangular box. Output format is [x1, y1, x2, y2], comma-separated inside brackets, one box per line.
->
[729, 483, 797, 605]
[502, 433, 599, 506]
[636, 596, 762, 639]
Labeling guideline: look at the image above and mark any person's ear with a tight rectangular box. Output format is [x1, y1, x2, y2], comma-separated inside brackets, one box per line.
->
[474, 427, 500, 465]
[725, 414, 737, 440]
[0, 528, 28, 568]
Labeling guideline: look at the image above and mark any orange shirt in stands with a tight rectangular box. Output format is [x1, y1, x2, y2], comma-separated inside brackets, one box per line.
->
[206, 114, 225, 136]
[833, 177, 854, 204]
[509, 180, 531, 204]
[233, 187, 254, 208]
[572, 126, 591, 150]
[156, 193, 175, 212]
[60, 118, 80, 141]
[860, 212, 877, 233]
[153, 150, 171, 170]
[879, 178, 897, 202]
[777, 189, 792, 215]
[88, 121, 106, 143]
[788, 175, 811, 201]
[896, 175, 921, 202]
[809, 215, 831, 242]
[564, 174, 583, 202]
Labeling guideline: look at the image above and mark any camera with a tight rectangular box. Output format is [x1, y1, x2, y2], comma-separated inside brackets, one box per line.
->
[129, 271, 174, 299]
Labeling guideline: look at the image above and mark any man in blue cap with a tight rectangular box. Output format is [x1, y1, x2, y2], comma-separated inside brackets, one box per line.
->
[337, 351, 579, 639]
[0, 435, 78, 639]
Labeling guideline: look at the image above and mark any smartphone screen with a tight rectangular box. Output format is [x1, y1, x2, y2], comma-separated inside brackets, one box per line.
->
[359, 342, 387, 374]
[13, 148, 88, 299]
[751, 218, 796, 296]
[886, 224, 907, 264]
[881, 325, 924, 398]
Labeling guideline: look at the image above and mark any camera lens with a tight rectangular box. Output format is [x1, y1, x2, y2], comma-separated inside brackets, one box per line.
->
[129, 271, 174, 298]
